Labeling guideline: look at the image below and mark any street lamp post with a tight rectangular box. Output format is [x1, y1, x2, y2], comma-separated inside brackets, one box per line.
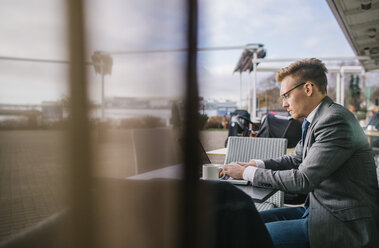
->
[101, 63, 105, 121]
[252, 52, 257, 121]
[233, 43, 266, 120]
[91, 51, 113, 121]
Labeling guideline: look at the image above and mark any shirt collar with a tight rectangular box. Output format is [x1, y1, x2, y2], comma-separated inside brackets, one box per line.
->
[305, 102, 321, 123]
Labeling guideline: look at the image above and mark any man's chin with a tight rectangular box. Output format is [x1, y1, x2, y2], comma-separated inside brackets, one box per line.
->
[289, 113, 299, 119]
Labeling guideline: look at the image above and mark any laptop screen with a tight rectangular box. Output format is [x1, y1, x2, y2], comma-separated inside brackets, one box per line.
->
[199, 141, 212, 165]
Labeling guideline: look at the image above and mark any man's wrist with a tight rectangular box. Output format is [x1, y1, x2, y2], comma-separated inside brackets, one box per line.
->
[243, 166, 257, 182]
[249, 159, 265, 168]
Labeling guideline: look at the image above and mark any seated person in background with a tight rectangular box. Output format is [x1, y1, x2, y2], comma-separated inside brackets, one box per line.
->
[367, 111, 379, 147]
[347, 104, 358, 119]
[365, 106, 379, 126]
[223, 58, 379, 248]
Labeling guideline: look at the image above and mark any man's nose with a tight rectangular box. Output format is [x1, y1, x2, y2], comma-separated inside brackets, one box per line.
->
[282, 99, 289, 108]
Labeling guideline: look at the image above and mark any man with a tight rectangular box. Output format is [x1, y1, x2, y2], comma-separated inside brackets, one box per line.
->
[224, 58, 379, 247]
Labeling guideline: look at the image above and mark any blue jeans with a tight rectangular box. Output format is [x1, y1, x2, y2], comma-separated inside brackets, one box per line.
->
[259, 207, 310, 248]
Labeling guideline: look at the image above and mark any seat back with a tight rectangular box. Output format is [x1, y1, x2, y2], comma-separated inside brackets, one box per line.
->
[257, 114, 302, 148]
[225, 137, 287, 208]
[0, 211, 68, 248]
[281, 118, 302, 148]
[132, 128, 182, 175]
[225, 137, 287, 164]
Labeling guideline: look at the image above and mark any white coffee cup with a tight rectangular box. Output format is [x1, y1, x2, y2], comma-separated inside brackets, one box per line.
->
[367, 125, 377, 131]
[202, 164, 225, 180]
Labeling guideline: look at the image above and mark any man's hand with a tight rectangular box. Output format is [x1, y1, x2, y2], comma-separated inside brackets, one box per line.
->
[219, 161, 258, 179]
[222, 161, 258, 179]
[223, 162, 247, 180]
[235, 160, 258, 168]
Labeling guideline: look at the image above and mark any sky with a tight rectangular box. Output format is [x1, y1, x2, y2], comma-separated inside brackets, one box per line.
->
[0, 0, 358, 105]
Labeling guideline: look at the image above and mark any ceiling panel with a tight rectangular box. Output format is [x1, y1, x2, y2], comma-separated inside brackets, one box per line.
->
[326, 0, 379, 71]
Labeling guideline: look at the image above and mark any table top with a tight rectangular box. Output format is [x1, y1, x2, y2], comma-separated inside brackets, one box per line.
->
[129, 164, 182, 180]
[234, 184, 277, 203]
[206, 148, 227, 156]
[128, 164, 276, 203]
[365, 130, 379, 137]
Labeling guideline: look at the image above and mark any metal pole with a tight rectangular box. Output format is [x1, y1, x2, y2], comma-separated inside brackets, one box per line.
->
[341, 67, 345, 106]
[361, 70, 366, 111]
[101, 65, 105, 121]
[336, 71, 341, 104]
[248, 73, 251, 113]
[252, 52, 257, 120]
[239, 73, 242, 109]
[252, 56, 370, 63]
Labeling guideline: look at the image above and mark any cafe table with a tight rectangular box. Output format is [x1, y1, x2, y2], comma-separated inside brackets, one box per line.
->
[206, 148, 228, 156]
[128, 164, 277, 203]
[364, 130, 379, 147]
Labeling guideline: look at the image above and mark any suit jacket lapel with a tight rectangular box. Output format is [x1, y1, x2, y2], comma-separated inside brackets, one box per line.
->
[303, 96, 334, 159]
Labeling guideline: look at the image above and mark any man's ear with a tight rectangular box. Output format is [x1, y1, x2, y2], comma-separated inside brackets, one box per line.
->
[305, 82, 313, 96]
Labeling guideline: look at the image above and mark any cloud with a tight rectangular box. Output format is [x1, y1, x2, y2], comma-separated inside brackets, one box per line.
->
[0, 61, 68, 104]
[85, 0, 187, 53]
[87, 53, 187, 103]
[0, 0, 67, 59]
[304, 37, 321, 49]
[198, 0, 353, 58]
[198, 0, 312, 46]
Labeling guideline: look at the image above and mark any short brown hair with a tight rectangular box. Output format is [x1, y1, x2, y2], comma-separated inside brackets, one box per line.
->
[276, 58, 328, 94]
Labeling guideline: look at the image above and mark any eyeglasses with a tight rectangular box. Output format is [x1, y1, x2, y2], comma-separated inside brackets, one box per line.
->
[281, 82, 306, 100]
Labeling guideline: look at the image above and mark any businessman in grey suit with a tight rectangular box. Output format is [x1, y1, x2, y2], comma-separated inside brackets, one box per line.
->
[224, 58, 379, 247]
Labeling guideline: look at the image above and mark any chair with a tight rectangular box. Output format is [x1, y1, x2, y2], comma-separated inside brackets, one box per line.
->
[257, 113, 301, 148]
[224, 137, 287, 211]
[281, 118, 302, 148]
[0, 210, 68, 248]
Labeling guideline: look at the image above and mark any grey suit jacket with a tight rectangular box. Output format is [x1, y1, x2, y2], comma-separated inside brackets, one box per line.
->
[254, 96, 379, 247]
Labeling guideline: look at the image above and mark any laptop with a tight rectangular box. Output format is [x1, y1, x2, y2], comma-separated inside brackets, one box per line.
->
[199, 141, 250, 185]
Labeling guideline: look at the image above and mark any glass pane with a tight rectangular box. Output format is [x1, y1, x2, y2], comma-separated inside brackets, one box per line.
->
[84, 0, 186, 246]
[0, 0, 69, 241]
